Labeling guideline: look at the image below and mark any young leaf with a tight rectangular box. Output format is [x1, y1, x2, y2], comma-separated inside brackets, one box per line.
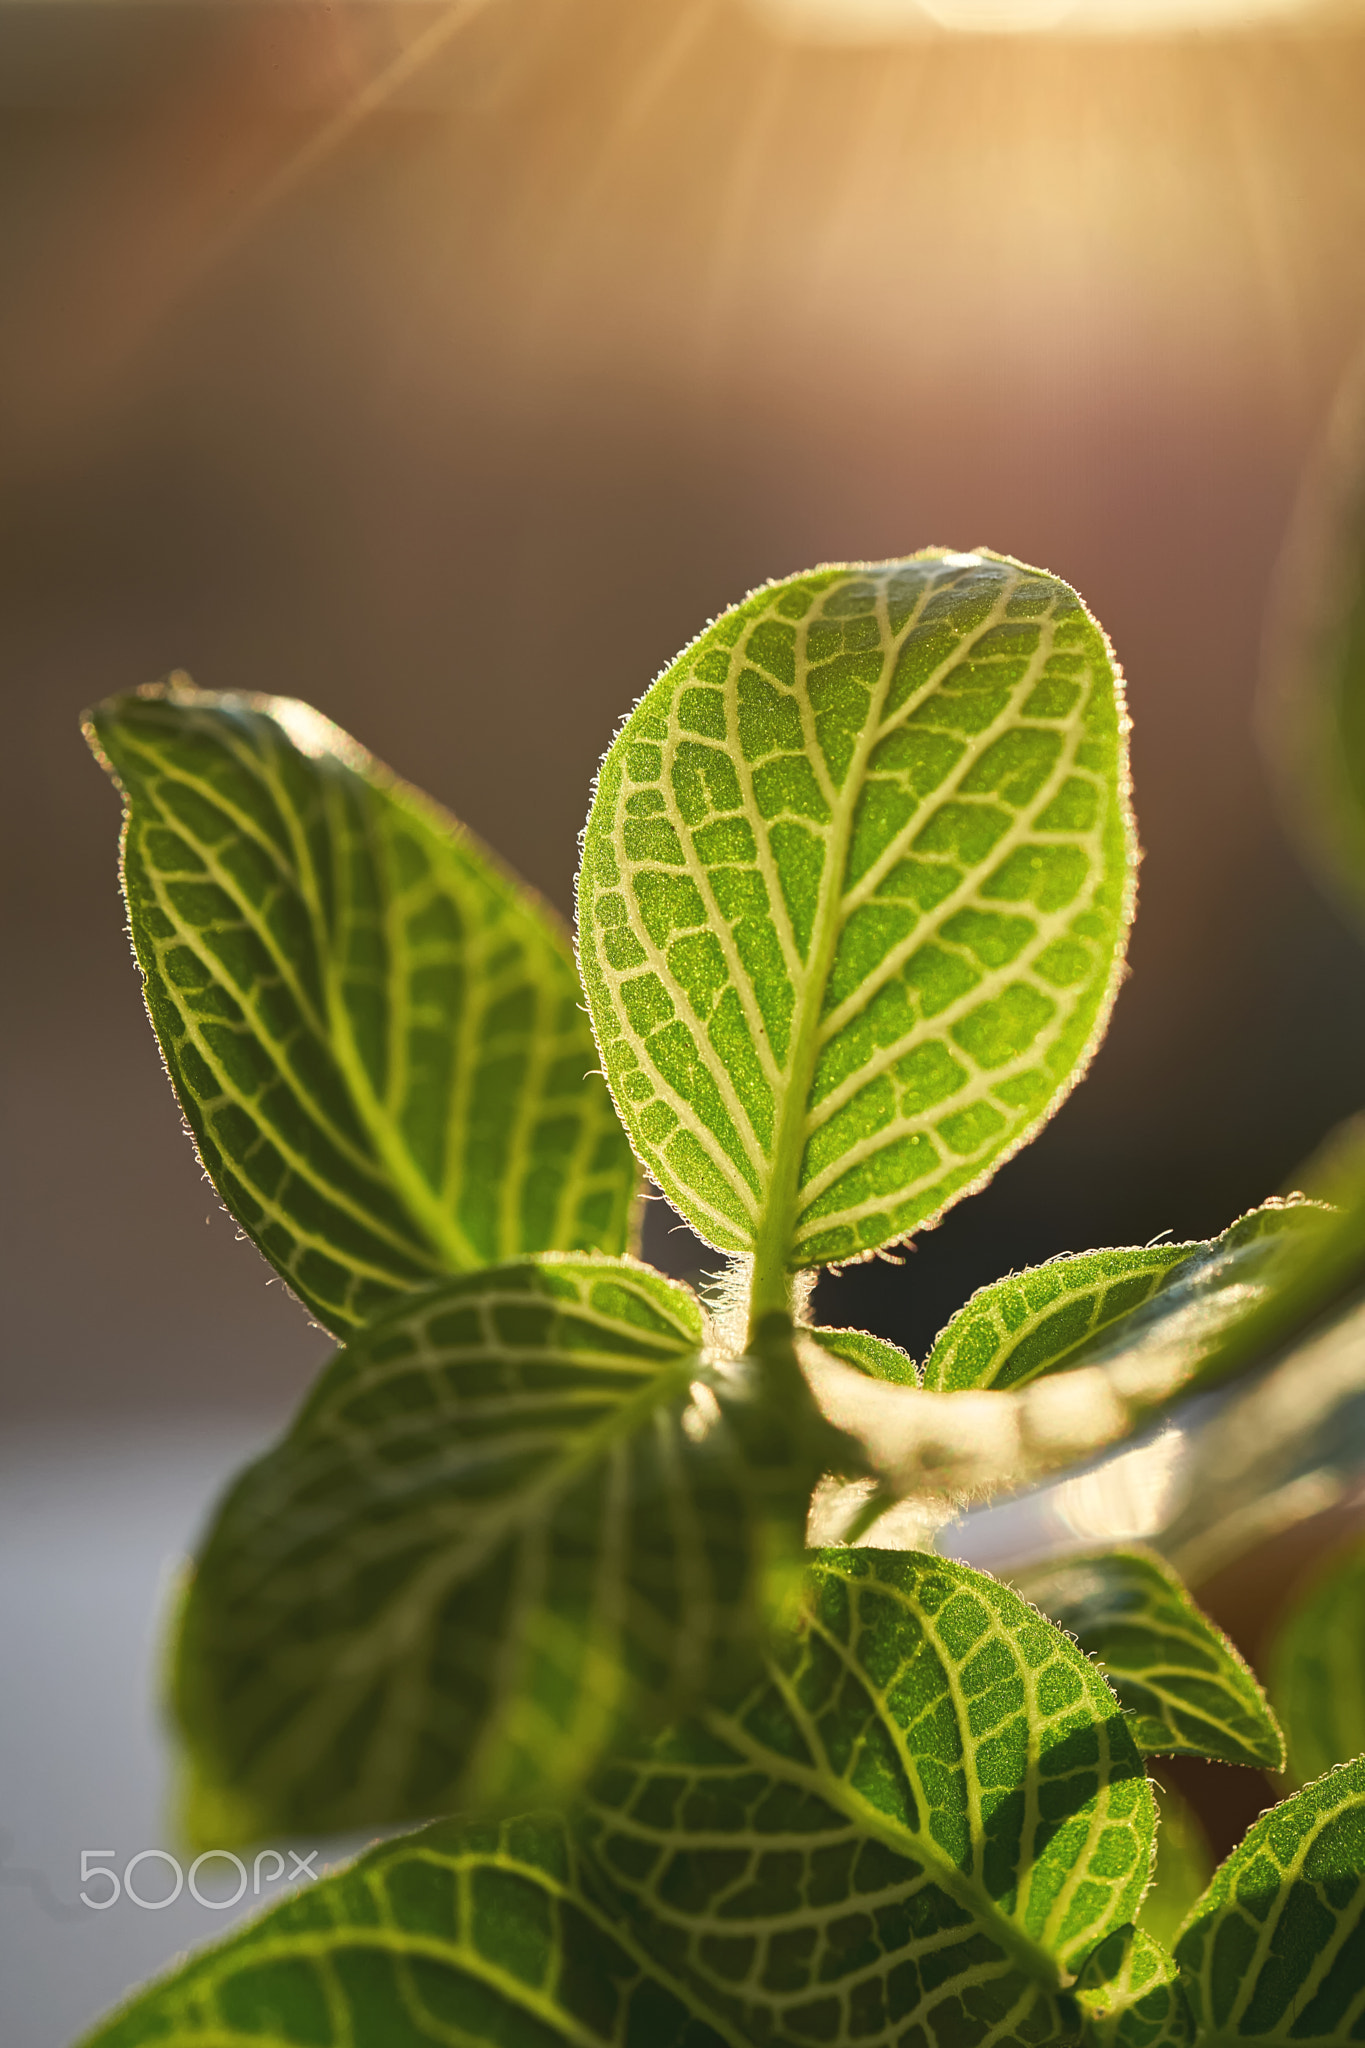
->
[806, 1324, 919, 1384]
[1071, 1926, 1192, 2047]
[921, 1201, 1322, 1396]
[174, 1256, 846, 1838]
[1019, 1549, 1284, 1771]
[1175, 1754, 1365, 2043]
[85, 685, 638, 1336]
[581, 1550, 1154, 2044]
[1137, 1785, 1214, 1953]
[1267, 1532, 1365, 1786]
[75, 1813, 746, 2048]
[578, 551, 1134, 1302]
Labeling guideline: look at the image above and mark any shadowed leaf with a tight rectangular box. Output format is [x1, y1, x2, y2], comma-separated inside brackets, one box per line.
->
[1020, 1549, 1283, 1771]
[1176, 1755, 1365, 2044]
[581, 1550, 1154, 2044]
[174, 1257, 844, 1838]
[1267, 1532, 1365, 1786]
[75, 1813, 747, 2048]
[1071, 1925, 1192, 2046]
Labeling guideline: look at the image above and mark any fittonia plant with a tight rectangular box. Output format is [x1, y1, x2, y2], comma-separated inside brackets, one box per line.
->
[77, 549, 1365, 2048]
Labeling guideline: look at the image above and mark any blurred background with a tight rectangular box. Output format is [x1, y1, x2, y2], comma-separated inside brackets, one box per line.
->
[4, 0, 1365, 2039]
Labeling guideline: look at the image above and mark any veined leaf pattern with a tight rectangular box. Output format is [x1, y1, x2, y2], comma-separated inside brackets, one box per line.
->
[922, 1200, 1330, 1404]
[174, 1256, 842, 1837]
[1267, 1533, 1365, 1786]
[580, 1551, 1154, 2047]
[922, 1246, 1198, 1393]
[1020, 1549, 1284, 1771]
[74, 1813, 747, 2048]
[86, 685, 637, 1336]
[1175, 1756, 1365, 2044]
[578, 550, 1134, 1277]
[808, 1325, 920, 1385]
[1071, 1926, 1192, 2047]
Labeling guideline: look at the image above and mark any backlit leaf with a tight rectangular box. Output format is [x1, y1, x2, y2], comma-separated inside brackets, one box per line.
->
[1071, 1926, 1192, 2047]
[174, 1257, 845, 1838]
[75, 1813, 747, 2048]
[922, 1244, 1199, 1393]
[807, 1324, 919, 1384]
[1267, 1532, 1365, 1786]
[578, 551, 1134, 1278]
[921, 1202, 1322, 1396]
[581, 1550, 1155, 2044]
[1175, 1755, 1365, 2043]
[1020, 1548, 1283, 1770]
[85, 684, 638, 1336]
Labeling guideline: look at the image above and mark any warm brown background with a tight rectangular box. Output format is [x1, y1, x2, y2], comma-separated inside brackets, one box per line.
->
[5, 0, 1365, 1425]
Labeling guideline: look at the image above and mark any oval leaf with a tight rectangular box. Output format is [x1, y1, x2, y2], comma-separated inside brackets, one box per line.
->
[578, 551, 1134, 1276]
[1020, 1548, 1284, 1771]
[75, 1813, 747, 2048]
[581, 1550, 1154, 2044]
[1267, 1532, 1365, 1787]
[1072, 1926, 1192, 2047]
[174, 1256, 843, 1837]
[85, 684, 638, 1335]
[1175, 1755, 1365, 2043]
[922, 1200, 1324, 1396]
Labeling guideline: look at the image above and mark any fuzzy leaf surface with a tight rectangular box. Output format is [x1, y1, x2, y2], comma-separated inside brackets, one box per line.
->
[581, 1550, 1154, 2046]
[578, 551, 1133, 1274]
[76, 1813, 747, 2048]
[1267, 1533, 1365, 1786]
[1020, 1549, 1283, 1770]
[1071, 1926, 1192, 2047]
[1175, 1755, 1365, 2043]
[807, 1325, 919, 1384]
[921, 1203, 1323, 1397]
[174, 1257, 841, 1838]
[86, 686, 637, 1335]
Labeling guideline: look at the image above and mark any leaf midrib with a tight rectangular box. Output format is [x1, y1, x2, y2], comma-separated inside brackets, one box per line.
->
[708, 1653, 1070, 1995]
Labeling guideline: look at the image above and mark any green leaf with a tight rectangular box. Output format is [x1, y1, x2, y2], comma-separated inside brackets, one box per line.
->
[174, 1255, 845, 1838]
[1267, 1533, 1365, 1786]
[1261, 365, 1365, 925]
[85, 684, 638, 1336]
[922, 1244, 1200, 1392]
[921, 1201, 1322, 1397]
[1019, 1549, 1284, 1771]
[1137, 1785, 1214, 1953]
[577, 551, 1134, 1294]
[1175, 1755, 1365, 2044]
[1071, 1926, 1192, 2047]
[581, 1550, 1155, 2043]
[806, 1324, 919, 1384]
[75, 1812, 747, 2048]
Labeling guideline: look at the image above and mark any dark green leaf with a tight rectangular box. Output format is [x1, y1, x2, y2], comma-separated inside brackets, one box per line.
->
[85, 685, 637, 1335]
[578, 552, 1134, 1286]
[1020, 1548, 1283, 1770]
[581, 1550, 1155, 2043]
[1175, 1755, 1365, 2043]
[1267, 1532, 1365, 1786]
[75, 1813, 746, 2048]
[174, 1256, 844, 1839]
